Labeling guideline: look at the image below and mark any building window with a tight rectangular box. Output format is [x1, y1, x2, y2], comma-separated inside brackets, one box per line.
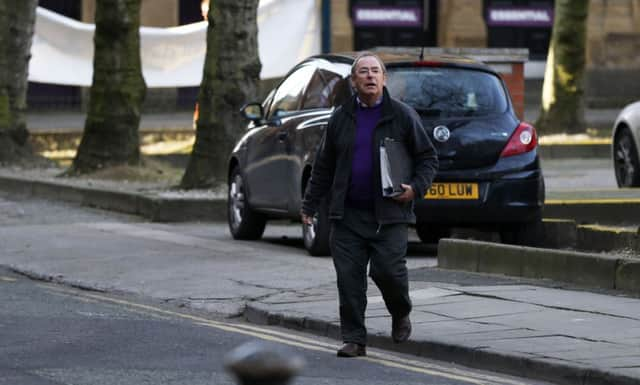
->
[485, 0, 554, 60]
[350, 0, 438, 51]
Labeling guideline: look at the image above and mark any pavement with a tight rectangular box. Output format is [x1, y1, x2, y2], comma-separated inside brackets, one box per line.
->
[1, 109, 639, 385]
[1, 189, 639, 385]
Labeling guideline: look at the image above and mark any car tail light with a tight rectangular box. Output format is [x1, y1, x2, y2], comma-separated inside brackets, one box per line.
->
[500, 122, 538, 157]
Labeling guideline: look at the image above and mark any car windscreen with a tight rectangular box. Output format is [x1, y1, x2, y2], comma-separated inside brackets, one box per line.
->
[386, 67, 509, 118]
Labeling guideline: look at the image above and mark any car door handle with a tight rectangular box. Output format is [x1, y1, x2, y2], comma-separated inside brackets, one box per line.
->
[277, 131, 288, 141]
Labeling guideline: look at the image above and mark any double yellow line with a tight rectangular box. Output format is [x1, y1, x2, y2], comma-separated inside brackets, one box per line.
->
[36, 282, 529, 385]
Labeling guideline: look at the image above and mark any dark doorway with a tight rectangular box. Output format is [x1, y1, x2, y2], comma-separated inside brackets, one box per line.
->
[178, 0, 206, 109]
[38, 0, 81, 20]
[179, 0, 205, 24]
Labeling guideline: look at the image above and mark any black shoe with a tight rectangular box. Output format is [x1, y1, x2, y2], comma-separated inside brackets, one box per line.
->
[337, 342, 366, 357]
[392, 315, 411, 343]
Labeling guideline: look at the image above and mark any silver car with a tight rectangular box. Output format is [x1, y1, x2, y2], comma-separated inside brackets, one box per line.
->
[612, 101, 640, 187]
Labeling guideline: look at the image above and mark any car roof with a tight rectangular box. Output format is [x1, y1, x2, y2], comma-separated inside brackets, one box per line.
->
[311, 51, 496, 74]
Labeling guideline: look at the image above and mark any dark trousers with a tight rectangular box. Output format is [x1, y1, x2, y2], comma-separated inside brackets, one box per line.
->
[330, 207, 412, 345]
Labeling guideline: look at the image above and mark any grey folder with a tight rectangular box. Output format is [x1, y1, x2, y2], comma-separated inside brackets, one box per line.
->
[380, 137, 412, 197]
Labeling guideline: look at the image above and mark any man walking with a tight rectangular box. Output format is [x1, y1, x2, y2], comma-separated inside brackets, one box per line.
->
[301, 52, 438, 357]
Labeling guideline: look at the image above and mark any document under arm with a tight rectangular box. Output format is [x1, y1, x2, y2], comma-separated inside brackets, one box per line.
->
[380, 137, 413, 197]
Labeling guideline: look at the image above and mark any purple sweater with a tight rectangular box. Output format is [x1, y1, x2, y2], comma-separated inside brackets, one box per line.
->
[347, 102, 382, 209]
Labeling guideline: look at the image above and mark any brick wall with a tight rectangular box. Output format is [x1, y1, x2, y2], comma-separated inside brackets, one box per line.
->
[498, 63, 525, 120]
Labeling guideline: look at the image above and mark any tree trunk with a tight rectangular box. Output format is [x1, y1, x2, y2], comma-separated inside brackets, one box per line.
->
[0, 1, 10, 149]
[535, 0, 589, 135]
[71, 0, 146, 174]
[0, 0, 38, 163]
[180, 0, 261, 189]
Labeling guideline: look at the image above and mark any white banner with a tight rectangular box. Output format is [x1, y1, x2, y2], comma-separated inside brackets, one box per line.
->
[28, 0, 320, 87]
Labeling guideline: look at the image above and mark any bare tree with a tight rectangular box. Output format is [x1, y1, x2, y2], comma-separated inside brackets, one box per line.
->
[0, 0, 38, 164]
[180, 0, 261, 189]
[70, 0, 146, 174]
[536, 0, 589, 134]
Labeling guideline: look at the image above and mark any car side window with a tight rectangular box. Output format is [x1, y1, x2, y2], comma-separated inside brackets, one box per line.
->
[261, 88, 276, 112]
[301, 69, 343, 110]
[268, 64, 316, 119]
[329, 78, 353, 107]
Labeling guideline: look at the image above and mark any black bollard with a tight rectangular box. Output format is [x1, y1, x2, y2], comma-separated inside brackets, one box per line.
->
[225, 340, 305, 385]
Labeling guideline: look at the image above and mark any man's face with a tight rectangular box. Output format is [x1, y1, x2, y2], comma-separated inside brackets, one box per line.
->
[351, 56, 386, 101]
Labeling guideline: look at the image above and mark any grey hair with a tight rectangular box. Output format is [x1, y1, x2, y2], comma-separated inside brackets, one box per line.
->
[351, 51, 387, 76]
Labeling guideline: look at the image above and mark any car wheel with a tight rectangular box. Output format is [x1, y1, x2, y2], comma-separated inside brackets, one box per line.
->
[613, 126, 640, 187]
[302, 200, 330, 256]
[499, 217, 543, 247]
[415, 224, 451, 244]
[228, 166, 266, 240]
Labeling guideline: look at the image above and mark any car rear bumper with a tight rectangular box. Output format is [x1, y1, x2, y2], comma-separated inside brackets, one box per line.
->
[415, 170, 544, 226]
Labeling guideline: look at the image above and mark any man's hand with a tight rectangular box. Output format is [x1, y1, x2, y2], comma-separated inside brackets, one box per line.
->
[392, 184, 415, 203]
[301, 213, 314, 225]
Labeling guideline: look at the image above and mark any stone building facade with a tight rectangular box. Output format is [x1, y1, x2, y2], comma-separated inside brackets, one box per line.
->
[81, 0, 180, 26]
[32, 0, 640, 109]
[332, 0, 640, 107]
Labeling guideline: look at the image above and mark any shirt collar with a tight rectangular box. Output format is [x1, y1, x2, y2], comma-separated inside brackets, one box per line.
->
[356, 95, 383, 108]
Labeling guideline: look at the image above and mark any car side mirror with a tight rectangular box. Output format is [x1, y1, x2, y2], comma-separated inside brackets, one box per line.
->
[241, 103, 265, 124]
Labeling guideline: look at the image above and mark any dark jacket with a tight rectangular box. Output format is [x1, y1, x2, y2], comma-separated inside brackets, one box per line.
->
[302, 87, 438, 224]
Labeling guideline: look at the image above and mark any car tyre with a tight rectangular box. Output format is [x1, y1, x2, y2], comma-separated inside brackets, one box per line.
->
[499, 217, 543, 247]
[415, 224, 451, 244]
[228, 166, 266, 240]
[613, 126, 640, 187]
[302, 200, 330, 256]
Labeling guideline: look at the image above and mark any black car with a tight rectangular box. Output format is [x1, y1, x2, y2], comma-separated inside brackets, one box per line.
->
[227, 52, 545, 255]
